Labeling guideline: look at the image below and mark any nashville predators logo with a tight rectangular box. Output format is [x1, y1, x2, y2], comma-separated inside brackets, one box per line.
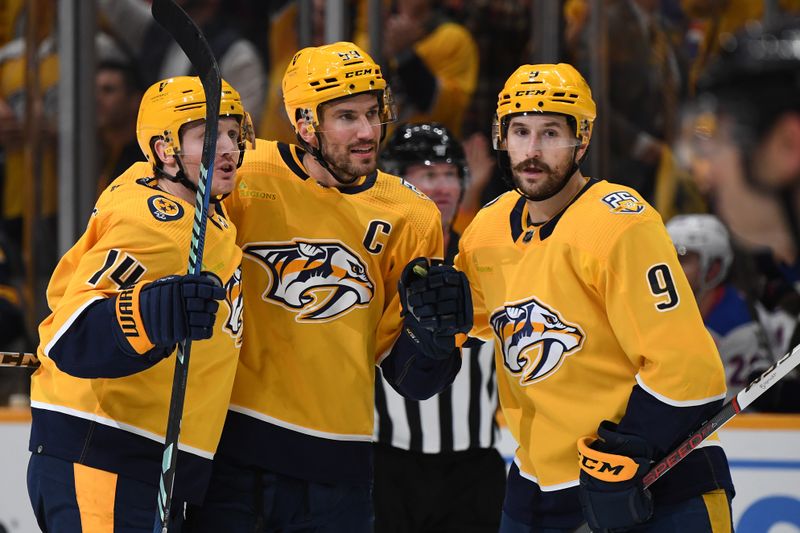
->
[222, 266, 244, 346]
[601, 191, 645, 215]
[147, 195, 184, 221]
[244, 240, 374, 322]
[490, 297, 585, 385]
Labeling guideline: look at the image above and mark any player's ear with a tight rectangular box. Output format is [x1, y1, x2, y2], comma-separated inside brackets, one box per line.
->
[153, 138, 176, 166]
[575, 141, 589, 162]
[296, 118, 318, 148]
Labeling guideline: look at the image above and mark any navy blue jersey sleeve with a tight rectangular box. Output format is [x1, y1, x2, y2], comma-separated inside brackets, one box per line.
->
[617, 385, 724, 456]
[380, 329, 461, 401]
[47, 297, 172, 379]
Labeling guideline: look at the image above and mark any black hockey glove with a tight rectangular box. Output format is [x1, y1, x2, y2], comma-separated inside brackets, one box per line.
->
[398, 257, 473, 360]
[577, 420, 654, 533]
[113, 274, 226, 357]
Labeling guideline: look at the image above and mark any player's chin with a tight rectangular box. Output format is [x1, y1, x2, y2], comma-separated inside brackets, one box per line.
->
[350, 158, 377, 176]
[211, 175, 236, 196]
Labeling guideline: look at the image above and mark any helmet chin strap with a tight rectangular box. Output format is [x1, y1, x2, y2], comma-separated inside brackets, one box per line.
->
[155, 156, 227, 203]
[295, 132, 360, 186]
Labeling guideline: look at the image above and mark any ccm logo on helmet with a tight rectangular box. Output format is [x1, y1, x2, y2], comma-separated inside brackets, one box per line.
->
[345, 69, 373, 77]
[515, 90, 546, 96]
[580, 455, 625, 476]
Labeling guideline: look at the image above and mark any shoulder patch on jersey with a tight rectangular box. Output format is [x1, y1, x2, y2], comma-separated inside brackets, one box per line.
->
[400, 178, 431, 201]
[244, 239, 375, 322]
[601, 191, 645, 215]
[491, 296, 585, 385]
[147, 195, 184, 222]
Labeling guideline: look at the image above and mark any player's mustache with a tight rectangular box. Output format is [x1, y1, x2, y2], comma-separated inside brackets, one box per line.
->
[514, 158, 550, 173]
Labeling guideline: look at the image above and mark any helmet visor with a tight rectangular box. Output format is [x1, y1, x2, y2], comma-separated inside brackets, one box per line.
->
[173, 117, 251, 163]
[312, 88, 397, 135]
[492, 114, 582, 152]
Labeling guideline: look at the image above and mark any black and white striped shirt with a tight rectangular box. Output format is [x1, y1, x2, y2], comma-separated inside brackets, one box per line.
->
[374, 340, 499, 453]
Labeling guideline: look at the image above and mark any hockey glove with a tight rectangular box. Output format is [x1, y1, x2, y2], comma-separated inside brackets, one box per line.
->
[114, 274, 226, 357]
[578, 420, 654, 533]
[398, 257, 473, 360]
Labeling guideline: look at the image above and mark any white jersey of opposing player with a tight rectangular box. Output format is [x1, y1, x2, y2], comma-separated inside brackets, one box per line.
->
[706, 284, 795, 401]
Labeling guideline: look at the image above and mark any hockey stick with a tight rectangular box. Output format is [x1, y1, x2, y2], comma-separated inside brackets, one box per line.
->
[642, 342, 800, 487]
[150, 1, 221, 531]
[571, 344, 800, 532]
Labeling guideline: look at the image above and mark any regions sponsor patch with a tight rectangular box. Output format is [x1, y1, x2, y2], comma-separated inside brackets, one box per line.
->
[148, 195, 184, 221]
[238, 180, 278, 201]
[601, 191, 645, 214]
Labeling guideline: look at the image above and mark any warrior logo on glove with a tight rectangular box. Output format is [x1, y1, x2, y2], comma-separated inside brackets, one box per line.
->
[490, 297, 584, 385]
[244, 240, 374, 322]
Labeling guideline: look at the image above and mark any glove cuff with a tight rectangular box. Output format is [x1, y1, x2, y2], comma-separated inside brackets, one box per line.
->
[115, 283, 155, 355]
[578, 436, 643, 482]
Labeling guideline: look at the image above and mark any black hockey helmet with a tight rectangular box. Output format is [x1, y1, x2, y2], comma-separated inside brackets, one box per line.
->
[381, 122, 469, 182]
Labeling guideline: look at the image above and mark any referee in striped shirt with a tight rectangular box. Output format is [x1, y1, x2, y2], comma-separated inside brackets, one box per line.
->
[375, 123, 506, 532]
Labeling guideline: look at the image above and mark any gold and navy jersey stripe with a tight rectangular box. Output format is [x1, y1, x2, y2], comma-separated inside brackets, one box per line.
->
[455, 179, 733, 521]
[220, 140, 443, 483]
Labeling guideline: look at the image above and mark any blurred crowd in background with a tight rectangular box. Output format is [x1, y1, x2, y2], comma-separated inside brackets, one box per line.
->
[0, 0, 798, 412]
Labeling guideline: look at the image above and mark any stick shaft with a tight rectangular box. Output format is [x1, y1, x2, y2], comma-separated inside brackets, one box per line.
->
[643, 344, 800, 488]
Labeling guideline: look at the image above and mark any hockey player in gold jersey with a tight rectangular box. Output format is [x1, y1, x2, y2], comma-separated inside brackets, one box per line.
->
[27, 76, 250, 532]
[186, 43, 472, 532]
[454, 64, 734, 532]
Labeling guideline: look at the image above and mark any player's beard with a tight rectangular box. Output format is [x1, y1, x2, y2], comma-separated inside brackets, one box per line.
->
[320, 138, 379, 185]
[511, 155, 575, 201]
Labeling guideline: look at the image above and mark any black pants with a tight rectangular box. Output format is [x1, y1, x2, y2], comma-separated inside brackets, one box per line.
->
[373, 444, 506, 533]
[184, 456, 372, 533]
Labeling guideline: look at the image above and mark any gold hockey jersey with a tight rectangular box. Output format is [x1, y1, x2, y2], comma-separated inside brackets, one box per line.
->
[29, 163, 243, 502]
[455, 179, 729, 506]
[219, 140, 443, 483]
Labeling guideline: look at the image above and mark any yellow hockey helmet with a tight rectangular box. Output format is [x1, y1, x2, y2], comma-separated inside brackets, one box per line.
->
[282, 41, 396, 133]
[494, 63, 596, 149]
[136, 76, 254, 168]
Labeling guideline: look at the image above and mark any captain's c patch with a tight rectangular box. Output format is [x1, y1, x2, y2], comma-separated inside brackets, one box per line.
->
[601, 191, 645, 215]
[148, 195, 184, 221]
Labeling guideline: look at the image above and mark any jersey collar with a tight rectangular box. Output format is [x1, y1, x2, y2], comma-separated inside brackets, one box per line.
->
[509, 178, 599, 243]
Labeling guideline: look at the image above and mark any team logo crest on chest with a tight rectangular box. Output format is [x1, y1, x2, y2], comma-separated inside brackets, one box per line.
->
[601, 191, 645, 214]
[244, 240, 375, 321]
[147, 195, 184, 221]
[491, 297, 585, 385]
